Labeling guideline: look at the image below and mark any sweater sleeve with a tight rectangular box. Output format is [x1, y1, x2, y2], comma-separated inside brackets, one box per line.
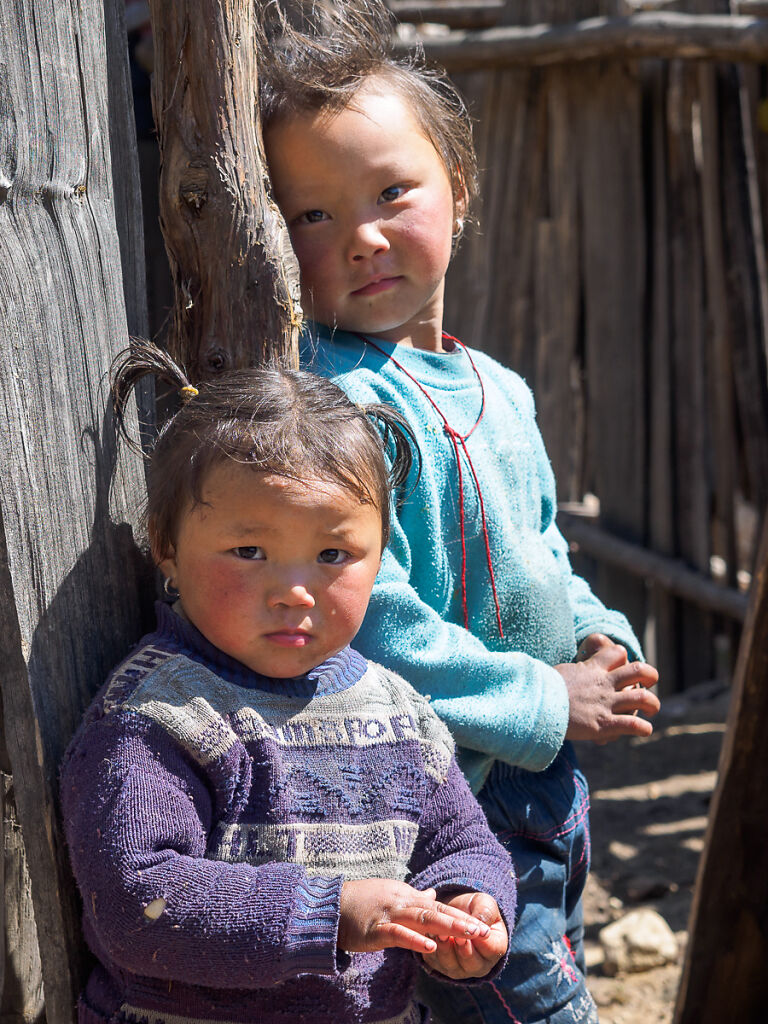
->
[409, 755, 516, 983]
[60, 712, 342, 988]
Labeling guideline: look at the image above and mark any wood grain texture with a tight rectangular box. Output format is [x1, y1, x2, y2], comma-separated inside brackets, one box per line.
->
[674, 514, 768, 1021]
[0, 0, 154, 1018]
[147, 0, 301, 378]
[579, 60, 647, 629]
[0, 773, 44, 1021]
[399, 13, 768, 71]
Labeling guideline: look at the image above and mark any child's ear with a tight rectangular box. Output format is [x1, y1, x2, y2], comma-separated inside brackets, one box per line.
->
[157, 555, 178, 584]
[452, 176, 469, 239]
[148, 518, 176, 575]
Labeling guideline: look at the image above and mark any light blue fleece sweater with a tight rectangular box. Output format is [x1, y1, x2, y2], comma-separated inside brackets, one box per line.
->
[302, 326, 642, 792]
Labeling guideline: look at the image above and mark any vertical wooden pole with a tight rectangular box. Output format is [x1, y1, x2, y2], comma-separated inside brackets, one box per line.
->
[147, 0, 302, 378]
[0, 1, 152, 1019]
[673, 514, 768, 1021]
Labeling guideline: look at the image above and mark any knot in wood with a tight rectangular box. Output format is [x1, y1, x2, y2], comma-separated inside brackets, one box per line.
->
[205, 345, 230, 374]
[179, 166, 209, 215]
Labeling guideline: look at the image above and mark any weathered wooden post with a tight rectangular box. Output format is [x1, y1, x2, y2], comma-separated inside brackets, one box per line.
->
[146, 0, 302, 377]
[0, 0, 152, 1019]
[673, 513, 768, 1021]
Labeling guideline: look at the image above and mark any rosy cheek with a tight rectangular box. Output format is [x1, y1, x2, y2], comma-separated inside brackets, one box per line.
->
[290, 235, 331, 283]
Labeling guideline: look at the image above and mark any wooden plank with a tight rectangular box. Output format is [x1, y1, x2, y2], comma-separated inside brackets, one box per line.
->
[644, 58, 678, 690]
[0, 0, 152, 1018]
[533, 67, 582, 500]
[674, 512, 768, 1021]
[559, 514, 750, 620]
[104, 0, 149, 342]
[388, 1, 506, 29]
[578, 60, 647, 630]
[487, 69, 547, 376]
[396, 13, 768, 70]
[147, 0, 301, 377]
[666, 59, 715, 686]
[443, 69, 496, 342]
[717, 63, 768, 518]
[0, 773, 44, 1021]
[444, 65, 546, 368]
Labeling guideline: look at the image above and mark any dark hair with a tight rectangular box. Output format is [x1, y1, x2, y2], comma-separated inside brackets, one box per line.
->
[112, 340, 417, 559]
[258, 0, 478, 223]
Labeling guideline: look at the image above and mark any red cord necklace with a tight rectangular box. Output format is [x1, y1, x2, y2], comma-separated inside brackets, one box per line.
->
[357, 332, 504, 639]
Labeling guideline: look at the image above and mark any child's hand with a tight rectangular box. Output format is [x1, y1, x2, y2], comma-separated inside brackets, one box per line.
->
[338, 879, 492, 955]
[559, 633, 660, 743]
[421, 891, 508, 980]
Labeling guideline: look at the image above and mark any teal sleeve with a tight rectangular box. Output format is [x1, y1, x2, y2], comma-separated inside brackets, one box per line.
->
[357, 516, 570, 774]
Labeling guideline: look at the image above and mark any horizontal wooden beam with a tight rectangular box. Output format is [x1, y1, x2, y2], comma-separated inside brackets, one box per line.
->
[389, 1, 505, 30]
[559, 513, 750, 622]
[394, 13, 768, 70]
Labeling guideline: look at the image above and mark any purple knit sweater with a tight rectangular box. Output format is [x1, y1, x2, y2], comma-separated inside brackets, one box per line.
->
[61, 603, 516, 1024]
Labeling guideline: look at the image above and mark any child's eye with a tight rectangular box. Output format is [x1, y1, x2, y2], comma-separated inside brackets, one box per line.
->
[317, 549, 348, 565]
[379, 185, 405, 203]
[297, 209, 329, 224]
[233, 546, 265, 560]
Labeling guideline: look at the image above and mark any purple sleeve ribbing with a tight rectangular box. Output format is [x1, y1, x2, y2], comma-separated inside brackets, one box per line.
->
[61, 712, 342, 987]
[408, 758, 517, 982]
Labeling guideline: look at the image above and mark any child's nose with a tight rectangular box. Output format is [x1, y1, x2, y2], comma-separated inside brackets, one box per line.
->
[267, 582, 316, 609]
[349, 220, 390, 262]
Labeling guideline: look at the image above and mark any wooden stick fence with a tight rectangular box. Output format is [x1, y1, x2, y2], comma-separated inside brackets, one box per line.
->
[396, 13, 768, 69]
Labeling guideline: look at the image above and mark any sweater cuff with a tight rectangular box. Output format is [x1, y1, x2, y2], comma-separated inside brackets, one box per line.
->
[576, 611, 644, 663]
[283, 875, 343, 976]
[513, 663, 570, 772]
[412, 867, 516, 985]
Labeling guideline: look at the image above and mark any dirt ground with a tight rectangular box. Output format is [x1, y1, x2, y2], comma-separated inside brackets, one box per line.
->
[576, 680, 731, 1023]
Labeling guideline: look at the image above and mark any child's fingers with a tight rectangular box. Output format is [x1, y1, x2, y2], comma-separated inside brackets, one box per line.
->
[391, 901, 491, 941]
[595, 711, 656, 744]
[610, 660, 659, 691]
[451, 891, 501, 927]
[576, 633, 615, 660]
[378, 921, 439, 954]
[423, 940, 466, 979]
[468, 921, 510, 962]
[613, 684, 661, 718]
[425, 935, 499, 979]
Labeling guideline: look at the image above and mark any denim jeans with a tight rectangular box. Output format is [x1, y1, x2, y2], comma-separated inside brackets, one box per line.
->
[417, 745, 598, 1024]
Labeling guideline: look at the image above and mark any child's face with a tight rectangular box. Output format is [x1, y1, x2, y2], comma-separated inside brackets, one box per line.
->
[266, 82, 460, 351]
[159, 462, 383, 678]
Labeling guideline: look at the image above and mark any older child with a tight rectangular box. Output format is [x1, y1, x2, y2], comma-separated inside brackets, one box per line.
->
[260, 3, 660, 1022]
[60, 344, 516, 1024]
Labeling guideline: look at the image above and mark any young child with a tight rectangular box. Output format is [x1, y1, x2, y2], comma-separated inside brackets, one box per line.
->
[60, 345, 517, 1024]
[260, 3, 661, 1022]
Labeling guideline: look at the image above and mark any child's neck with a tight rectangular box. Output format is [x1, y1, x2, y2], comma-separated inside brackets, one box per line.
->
[341, 320, 452, 353]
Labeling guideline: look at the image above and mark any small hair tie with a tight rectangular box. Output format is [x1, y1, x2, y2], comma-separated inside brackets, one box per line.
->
[180, 384, 199, 402]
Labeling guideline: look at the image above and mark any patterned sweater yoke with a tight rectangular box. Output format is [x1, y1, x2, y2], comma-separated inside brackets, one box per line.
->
[61, 603, 516, 1024]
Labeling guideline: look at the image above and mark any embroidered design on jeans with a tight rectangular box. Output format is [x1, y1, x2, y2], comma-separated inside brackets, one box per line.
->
[570, 988, 598, 1023]
[544, 936, 578, 987]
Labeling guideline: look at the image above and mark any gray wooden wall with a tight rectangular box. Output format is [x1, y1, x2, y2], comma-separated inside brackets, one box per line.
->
[0, 0, 152, 1018]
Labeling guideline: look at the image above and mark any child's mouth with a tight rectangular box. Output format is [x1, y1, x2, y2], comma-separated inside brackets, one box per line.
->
[351, 276, 401, 297]
[266, 630, 312, 647]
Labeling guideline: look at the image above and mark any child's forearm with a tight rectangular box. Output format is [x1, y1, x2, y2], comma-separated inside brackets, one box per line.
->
[408, 758, 516, 946]
[62, 716, 344, 987]
[360, 581, 569, 771]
